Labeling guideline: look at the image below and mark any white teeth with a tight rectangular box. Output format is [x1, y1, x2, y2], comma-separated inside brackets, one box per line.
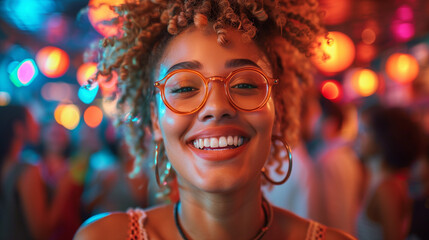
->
[227, 136, 233, 145]
[210, 138, 219, 148]
[219, 136, 227, 147]
[204, 138, 210, 147]
[192, 136, 245, 149]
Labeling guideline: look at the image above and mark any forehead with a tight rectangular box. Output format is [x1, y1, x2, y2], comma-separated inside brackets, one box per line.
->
[157, 27, 271, 79]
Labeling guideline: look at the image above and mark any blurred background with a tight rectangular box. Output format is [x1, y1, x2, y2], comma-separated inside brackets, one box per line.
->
[0, 0, 429, 239]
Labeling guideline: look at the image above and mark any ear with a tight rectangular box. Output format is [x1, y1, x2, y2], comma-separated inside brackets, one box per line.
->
[150, 102, 163, 141]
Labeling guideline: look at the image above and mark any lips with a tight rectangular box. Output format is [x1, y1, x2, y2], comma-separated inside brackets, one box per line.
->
[187, 127, 250, 161]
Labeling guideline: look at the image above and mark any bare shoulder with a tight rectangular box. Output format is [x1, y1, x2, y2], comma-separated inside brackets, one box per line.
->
[271, 206, 356, 239]
[325, 227, 357, 240]
[73, 212, 129, 240]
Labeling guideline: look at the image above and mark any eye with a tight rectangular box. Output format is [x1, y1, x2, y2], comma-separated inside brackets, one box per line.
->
[170, 86, 198, 93]
[231, 83, 257, 89]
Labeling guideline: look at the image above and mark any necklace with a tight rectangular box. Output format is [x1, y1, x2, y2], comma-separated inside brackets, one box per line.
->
[174, 197, 273, 240]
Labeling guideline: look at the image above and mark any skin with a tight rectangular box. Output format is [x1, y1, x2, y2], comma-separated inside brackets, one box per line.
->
[74, 26, 354, 240]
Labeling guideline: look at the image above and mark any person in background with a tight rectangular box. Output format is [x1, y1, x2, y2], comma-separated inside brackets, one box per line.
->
[0, 105, 74, 240]
[263, 87, 320, 219]
[312, 98, 363, 236]
[356, 106, 423, 240]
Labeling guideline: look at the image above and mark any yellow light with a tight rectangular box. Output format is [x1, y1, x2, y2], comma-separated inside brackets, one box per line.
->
[88, 0, 126, 37]
[54, 104, 66, 125]
[312, 31, 355, 75]
[60, 104, 80, 130]
[77, 62, 98, 86]
[352, 69, 378, 97]
[386, 53, 419, 84]
[36, 46, 70, 78]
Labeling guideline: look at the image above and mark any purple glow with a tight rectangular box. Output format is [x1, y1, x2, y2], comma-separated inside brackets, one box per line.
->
[397, 5, 413, 21]
[17, 60, 37, 85]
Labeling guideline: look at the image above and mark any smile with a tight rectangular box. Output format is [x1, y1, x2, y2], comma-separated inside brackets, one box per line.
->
[192, 136, 244, 150]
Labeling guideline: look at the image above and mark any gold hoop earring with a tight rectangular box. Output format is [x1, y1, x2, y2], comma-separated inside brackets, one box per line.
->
[154, 140, 172, 188]
[261, 135, 293, 185]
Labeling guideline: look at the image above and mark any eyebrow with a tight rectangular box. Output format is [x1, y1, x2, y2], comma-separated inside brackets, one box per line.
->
[165, 58, 261, 75]
[166, 61, 202, 74]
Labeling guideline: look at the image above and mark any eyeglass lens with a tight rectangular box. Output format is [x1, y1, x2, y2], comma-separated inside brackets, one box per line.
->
[163, 70, 269, 113]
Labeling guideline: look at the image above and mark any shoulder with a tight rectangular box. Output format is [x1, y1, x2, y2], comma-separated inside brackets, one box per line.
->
[272, 207, 356, 239]
[73, 212, 130, 240]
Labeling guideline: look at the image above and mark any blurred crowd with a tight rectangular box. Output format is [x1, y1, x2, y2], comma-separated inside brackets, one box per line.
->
[1, 93, 428, 240]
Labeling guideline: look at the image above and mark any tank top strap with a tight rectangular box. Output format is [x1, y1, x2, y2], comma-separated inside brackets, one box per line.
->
[127, 208, 148, 240]
[305, 220, 327, 240]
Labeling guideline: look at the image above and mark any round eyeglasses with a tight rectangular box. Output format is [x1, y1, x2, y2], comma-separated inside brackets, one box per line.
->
[154, 66, 279, 114]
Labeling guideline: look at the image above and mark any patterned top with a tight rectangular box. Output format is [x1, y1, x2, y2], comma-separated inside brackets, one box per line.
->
[127, 208, 327, 240]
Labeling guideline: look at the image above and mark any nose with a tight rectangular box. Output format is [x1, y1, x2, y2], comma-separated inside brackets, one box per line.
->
[197, 81, 237, 122]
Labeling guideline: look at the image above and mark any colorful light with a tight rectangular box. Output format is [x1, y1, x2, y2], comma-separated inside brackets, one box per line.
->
[321, 80, 342, 101]
[88, 0, 126, 37]
[351, 69, 378, 97]
[36, 46, 69, 78]
[385, 53, 419, 84]
[84, 106, 103, 128]
[77, 62, 98, 86]
[0, 92, 11, 106]
[356, 42, 377, 63]
[312, 31, 355, 75]
[54, 104, 80, 130]
[9, 59, 38, 87]
[41, 82, 73, 101]
[78, 82, 99, 104]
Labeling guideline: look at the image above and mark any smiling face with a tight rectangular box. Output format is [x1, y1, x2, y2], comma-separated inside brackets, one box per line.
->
[151, 27, 276, 193]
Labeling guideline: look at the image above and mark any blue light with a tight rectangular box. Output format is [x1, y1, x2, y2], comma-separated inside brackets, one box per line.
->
[2, 0, 55, 31]
[78, 83, 99, 104]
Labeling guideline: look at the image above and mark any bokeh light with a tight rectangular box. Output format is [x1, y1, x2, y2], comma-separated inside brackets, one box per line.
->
[84, 106, 103, 128]
[36, 46, 70, 78]
[356, 43, 377, 63]
[312, 31, 355, 75]
[319, 0, 351, 25]
[351, 69, 378, 97]
[88, 0, 126, 37]
[0, 92, 11, 106]
[78, 82, 99, 104]
[385, 53, 419, 84]
[2, 0, 55, 32]
[9, 59, 38, 87]
[55, 104, 80, 130]
[41, 82, 74, 101]
[321, 80, 342, 101]
[98, 71, 118, 96]
[77, 62, 97, 86]
[361, 28, 376, 45]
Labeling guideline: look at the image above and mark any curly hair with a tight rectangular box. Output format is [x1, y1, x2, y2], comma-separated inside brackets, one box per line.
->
[94, 0, 325, 186]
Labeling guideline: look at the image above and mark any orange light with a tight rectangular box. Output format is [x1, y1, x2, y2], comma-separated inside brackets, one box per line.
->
[36, 46, 70, 78]
[84, 106, 103, 128]
[98, 71, 118, 96]
[54, 104, 66, 124]
[361, 28, 376, 45]
[356, 42, 377, 63]
[312, 31, 355, 75]
[60, 104, 80, 130]
[319, 0, 351, 25]
[351, 69, 378, 97]
[77, 62, 98, 86]
[385, 53, 419, 84]
[88, 0, 126, 37]
[321, 80, 342, 101]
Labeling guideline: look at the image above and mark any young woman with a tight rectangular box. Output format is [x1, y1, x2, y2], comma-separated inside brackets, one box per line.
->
[75, 1, 354, 239]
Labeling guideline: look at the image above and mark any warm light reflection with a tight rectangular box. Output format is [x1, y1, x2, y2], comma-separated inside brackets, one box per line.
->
[36, 46, 69, 78]
[356, 43, 376, 63]
[362, 28, 376, 45]
[77, 62, 98, 86]
[0, 92, 11, 106]
[312, 31, 355, 75]
[84, 106, 103, 128]
[386, 53, 419, 84]
[321, 80, 342, 101]
[319, 0, 351, 25]
[352, 69, 378, 97]
[88, 0, 126, 37]
[55, 104, 80, 130]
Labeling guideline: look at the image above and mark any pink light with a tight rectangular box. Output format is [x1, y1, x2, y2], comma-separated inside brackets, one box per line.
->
[397, 5, 413, 21]
[392, 21, 415, 42]
[17, 59, 37, 85]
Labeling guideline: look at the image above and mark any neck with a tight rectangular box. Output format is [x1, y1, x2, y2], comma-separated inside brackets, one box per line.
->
[176, 178, 267, 240]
